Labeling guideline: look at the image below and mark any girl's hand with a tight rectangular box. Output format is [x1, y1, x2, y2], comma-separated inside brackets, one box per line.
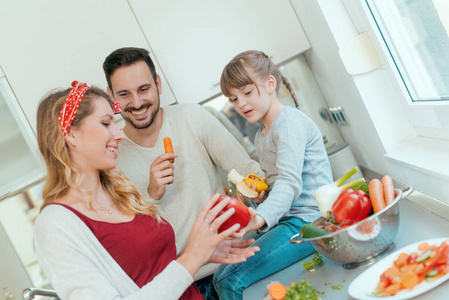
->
[177, 194, 246, 277]
[209, 239, 260, 264]
[231, 207, 266, 239]
[237, 182, 266, 204]
[251, 190, 266, 204]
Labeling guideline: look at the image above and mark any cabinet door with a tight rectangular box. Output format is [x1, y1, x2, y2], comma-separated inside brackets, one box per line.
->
[129, 0, 311, 104]
[0, 0, 176, 133]
[0, 74, 44, 200]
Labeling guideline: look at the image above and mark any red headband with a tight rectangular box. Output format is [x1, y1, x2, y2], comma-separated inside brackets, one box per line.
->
[58, 81, 121, 136]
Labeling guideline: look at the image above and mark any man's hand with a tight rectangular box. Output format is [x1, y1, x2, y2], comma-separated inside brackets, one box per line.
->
[147, 153, 177, 200]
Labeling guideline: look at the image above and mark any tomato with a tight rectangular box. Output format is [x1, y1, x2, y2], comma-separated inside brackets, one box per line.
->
[213, 195, 250, 233]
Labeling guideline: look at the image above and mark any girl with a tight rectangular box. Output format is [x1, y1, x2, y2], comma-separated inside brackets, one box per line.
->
[213, 51, 333, 299]
[34, 81, 259, 299]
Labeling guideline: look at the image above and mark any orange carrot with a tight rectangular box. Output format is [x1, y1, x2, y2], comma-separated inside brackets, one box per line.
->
[401, 263, 418, 273]
[382, 175, 395, 205]
[163, 137, 175, 163]
[268, 282, 286, 300]
[380, 283, 401, 296]
[384, 267, 401, 280]
[369, 179, 386, 213]
[418, 242, 429, 252]
[401, 273, 420, 289]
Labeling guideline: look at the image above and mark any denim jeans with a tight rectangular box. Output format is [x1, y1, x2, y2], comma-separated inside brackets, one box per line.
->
[195, 274, 219, 300]
[213, 217, 315, 300]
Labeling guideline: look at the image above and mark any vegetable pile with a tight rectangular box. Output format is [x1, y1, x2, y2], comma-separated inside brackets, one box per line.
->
[312, 167, 396, 234]
[267, 280, 319, 300]
[374, 240, 449, 297]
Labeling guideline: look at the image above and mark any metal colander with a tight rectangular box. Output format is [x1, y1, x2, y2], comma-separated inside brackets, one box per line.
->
[290, 187, 413, 269]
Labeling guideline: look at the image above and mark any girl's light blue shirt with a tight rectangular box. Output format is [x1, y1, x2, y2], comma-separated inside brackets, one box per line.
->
[254, 106, 332, 229]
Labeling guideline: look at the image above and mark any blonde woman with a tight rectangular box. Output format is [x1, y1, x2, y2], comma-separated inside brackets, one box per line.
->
[34, 81, 259, 299]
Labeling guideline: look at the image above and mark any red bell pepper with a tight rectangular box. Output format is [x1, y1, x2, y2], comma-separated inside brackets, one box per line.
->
[331, 189, 372, 225]
[213, 195, 250, 233]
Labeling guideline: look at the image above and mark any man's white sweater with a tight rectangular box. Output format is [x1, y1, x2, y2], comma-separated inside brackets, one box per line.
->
[116, 103, 263, 280]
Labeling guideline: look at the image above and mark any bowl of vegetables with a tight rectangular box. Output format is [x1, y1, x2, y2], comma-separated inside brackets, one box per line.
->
[290, 168, 414, 269]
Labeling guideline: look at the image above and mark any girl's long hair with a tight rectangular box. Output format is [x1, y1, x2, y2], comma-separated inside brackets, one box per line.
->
[220, 50, 299, 107]
[36, 86, 160, 219]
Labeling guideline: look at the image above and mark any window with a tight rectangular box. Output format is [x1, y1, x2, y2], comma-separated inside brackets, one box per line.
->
[365, 0, 449, 102]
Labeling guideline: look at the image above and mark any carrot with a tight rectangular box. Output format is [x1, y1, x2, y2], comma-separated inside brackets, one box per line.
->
[369, 179, 386, 213]
[163, 137, 175, 163]
[401, 273, 420, 289]
[401, 263, 418, 273]
[380, 283, 401, 296]
[385, 267, 401, 281]
[382, 175, 395, 205]
[268, 282, 286, 300]
[418, 242, 429, 252]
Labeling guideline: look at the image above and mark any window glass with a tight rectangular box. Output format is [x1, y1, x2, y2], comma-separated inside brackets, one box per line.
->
[366, 0, 449, 101]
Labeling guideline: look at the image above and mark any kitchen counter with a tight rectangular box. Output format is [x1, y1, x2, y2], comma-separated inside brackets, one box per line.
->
[243, 197, 449, 299]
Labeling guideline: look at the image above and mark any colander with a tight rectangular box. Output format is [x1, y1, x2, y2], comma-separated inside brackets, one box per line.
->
[290, 186, 413, 269]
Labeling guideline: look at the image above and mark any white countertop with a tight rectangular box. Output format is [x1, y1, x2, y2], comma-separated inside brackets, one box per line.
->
[243, 198, 449, 299]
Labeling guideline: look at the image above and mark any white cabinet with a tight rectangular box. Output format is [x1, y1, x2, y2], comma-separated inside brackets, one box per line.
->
[0, 0, 176, 133]
[129, 0, 311, 104]
[0, 72, 44, 200]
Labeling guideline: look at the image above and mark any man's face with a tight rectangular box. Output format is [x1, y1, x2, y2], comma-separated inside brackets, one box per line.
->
[109, 61, 161, 129]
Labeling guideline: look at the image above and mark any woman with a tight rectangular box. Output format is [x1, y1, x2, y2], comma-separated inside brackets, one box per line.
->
[34, 81, 259, 299]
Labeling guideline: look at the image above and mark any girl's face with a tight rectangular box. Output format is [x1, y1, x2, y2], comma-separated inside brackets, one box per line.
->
[227, 76, 276, 124]
[67, 97, 125, 172]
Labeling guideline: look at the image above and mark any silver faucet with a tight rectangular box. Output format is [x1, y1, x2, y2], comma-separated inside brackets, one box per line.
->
[22, 288, 59, 300]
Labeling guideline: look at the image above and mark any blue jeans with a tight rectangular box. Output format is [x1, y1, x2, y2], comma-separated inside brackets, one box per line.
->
[195, 274, 219, 300]
[213, 217, 315, 300]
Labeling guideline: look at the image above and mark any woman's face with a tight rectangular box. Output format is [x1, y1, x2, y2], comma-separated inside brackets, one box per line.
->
[68, 97, 124, 172]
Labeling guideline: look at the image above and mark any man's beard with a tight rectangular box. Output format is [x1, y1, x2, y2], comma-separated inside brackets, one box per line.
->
[122, 95, 160, 130]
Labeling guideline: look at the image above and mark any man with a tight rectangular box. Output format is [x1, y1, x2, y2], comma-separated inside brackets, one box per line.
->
[103, 47, 263, 299]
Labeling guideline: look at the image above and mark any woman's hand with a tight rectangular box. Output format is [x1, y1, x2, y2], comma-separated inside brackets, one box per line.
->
[177, 194, 248, 277]
[209, 239, 260, 264]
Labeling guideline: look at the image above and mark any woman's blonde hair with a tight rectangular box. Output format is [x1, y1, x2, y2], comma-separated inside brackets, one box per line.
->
[220, 50, 299, 107]
[36, 86, 159, 219]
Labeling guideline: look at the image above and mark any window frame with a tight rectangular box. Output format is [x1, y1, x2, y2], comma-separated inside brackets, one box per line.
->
[361, 0, 449, 140]
[365, 0, 449, 103]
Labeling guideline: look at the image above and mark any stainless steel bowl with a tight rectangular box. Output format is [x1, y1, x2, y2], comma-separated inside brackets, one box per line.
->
[290, 187, 414, 269]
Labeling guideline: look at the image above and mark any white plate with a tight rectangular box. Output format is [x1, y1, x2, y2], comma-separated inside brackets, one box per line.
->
[348, 237, 449, 300]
